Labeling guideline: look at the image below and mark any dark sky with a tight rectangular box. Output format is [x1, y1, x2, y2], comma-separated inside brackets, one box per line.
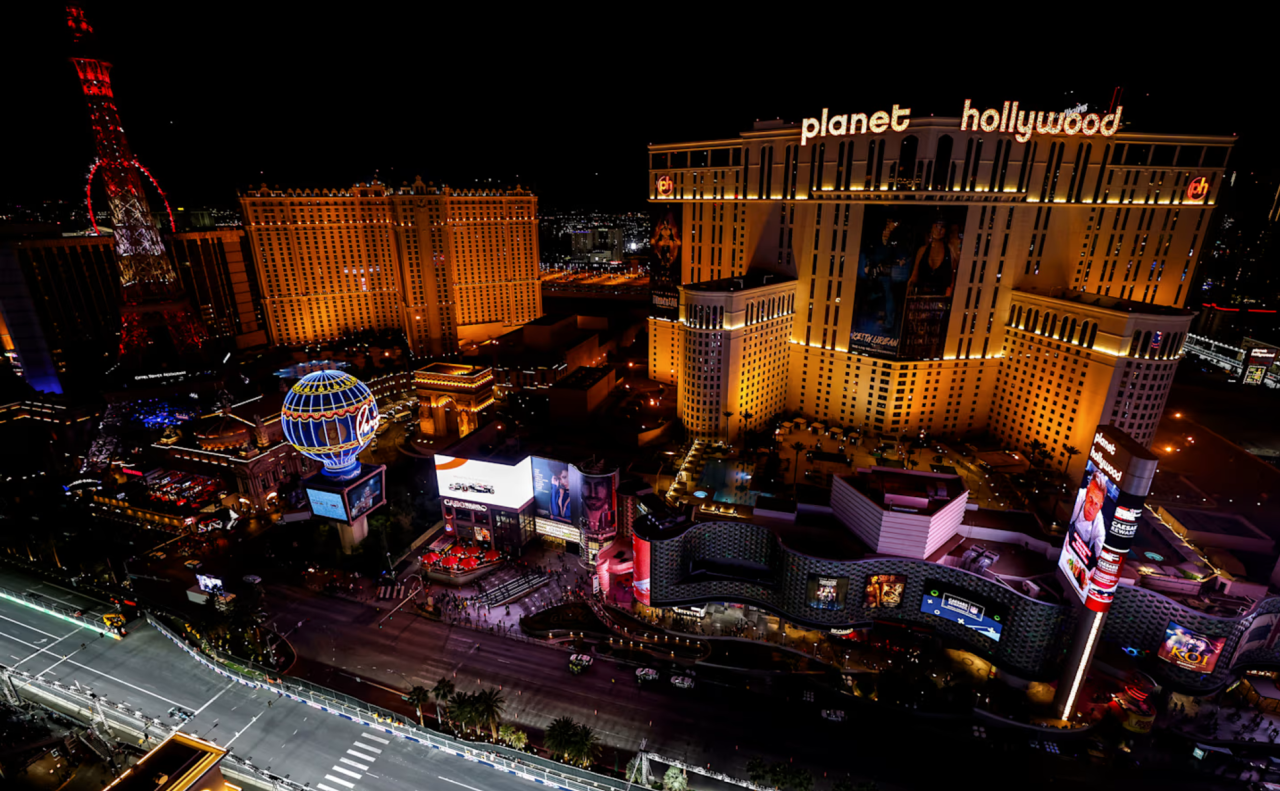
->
[4, 5, 1273, 214]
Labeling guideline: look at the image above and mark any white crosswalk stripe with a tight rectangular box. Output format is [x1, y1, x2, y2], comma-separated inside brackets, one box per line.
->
[331, 766, 362, 780]
[318, 784, 346, 791]
[348, 749, 377, 761]
[340, 757, 369, 771]
[354, 743, 382, 753]
[360, 732, 390, 744]
[323, 776, 355, 789]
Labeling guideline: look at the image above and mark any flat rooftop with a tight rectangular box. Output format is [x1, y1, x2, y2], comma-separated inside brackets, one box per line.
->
[552, 365, 613, 391]
[683, 271, 795, 292]
[1016, 286, 1196, 318]
[417, 362, 488, 377]
[106, 733, 227, 791]
[840, 467, 967, 517]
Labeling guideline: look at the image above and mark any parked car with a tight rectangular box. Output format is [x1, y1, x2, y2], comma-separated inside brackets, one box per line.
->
[243, 574, 262, 584]
[671, 676, 695, 690]
[821, 709, 845, 722]
[183, 560, 202, 570]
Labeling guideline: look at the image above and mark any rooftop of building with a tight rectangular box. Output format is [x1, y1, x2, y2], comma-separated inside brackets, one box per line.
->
[683, 271, 796, 293]
[552, 365, 613, 391]
[838, 467, 967, 517]
[1014, 286, 1196, 318]
[104, 733, 226, 791]
[417, 362, 488, 377]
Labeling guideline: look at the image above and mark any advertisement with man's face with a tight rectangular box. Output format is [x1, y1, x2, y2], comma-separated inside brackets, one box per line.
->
[863, 574, 906, 608]
[1159, 622, 1227, 673]
[649, 206, 681, 319]
[1059, 459, 1120, 604]
[849, 205, 967, 360]
[346, 469, 384, 521]
[532, 457, 572, 524]
[807, 574, 849, 611]
[570, 466, 617, 540]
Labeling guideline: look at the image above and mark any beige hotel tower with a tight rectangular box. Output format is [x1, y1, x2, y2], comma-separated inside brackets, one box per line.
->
[647, 101, 1231, 478]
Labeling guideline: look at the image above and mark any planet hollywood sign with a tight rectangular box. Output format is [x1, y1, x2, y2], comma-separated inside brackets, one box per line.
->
[801, 99, 1123, 146]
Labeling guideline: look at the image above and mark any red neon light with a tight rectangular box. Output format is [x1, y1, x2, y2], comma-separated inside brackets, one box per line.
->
[86, 159, 101, 235]
[1249, 309, 1277, 313]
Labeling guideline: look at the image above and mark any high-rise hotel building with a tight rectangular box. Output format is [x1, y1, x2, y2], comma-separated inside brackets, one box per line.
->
[648, 103, 1231, 474]
[240, 178, 541, 355]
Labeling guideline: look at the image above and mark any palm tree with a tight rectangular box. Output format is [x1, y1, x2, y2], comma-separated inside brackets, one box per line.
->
[663, 766, 688, 791]
[739, 409, 754, 445]
[498, 724, 528, 750]
[431, 678, 455, 726]
[569, 722, 601, 768]
[473, 687, 505, 740]
[544, 716, 579, 762]
[722, 410, 735, 444]
[449, 691, 477, 734]
[747, 758, 772, 786]
[1063, 444, 1081, 471]
[406, 685, 432, 726]
[1026, 439, 1046, 468]
[790, 441, 807, 485]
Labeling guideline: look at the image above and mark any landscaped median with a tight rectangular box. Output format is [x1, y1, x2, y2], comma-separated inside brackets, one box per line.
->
[145, 612, 632, 791]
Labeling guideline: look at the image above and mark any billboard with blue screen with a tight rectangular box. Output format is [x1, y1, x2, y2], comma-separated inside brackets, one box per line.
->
[920, 579, 1005, 642]
[307, 488, 347, 521]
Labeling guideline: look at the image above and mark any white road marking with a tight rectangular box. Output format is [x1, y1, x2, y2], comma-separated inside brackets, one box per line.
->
[347, 749, 377, 761]
[339, 758, 369, 771]
[331, 766, 362, 779]
[318, 785, 346, 791]
[0, 626, 188, 708]
[26, 588, 88, 610]
[323, 775, 355, 788]
[439, 776, 486, 791]
[12, 627, 79, 667]
[224, 712, 262, 748]
[354, 743, 381, 754]
[0, 613, 62, 639]
[359, 732, 390, 744]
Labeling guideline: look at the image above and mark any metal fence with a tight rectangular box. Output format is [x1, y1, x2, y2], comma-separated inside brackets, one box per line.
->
[0, 661, 307, 791]
[0, 584, 124, 639]
[146, 613, 630, 791]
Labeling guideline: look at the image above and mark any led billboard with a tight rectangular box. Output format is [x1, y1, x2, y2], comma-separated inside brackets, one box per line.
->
[849, 204, 968, 360]
[634, 536, 652, 606]
[1158, 621, 1227, 673]
[863, 574, 906, 608]
[1241, 346, 1277, 386]
[649, 206, 681, 319]
[1058, 427, 1157, 612]
[807, 574, 849, 611]
[307, 488, 348, 521]
[920, 579, 1005, 642]
[196, 574, 224, 594]
[347, 470, 384, 521]
[532, 457, 572, 523]
[434, 455, 533, 509]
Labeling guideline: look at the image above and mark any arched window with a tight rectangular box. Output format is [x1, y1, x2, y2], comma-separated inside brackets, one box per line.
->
[1087, 324, 1098, 349]
[1067, 318, 1078, 344]
[1140, 330, 1152, 357]
[1158, 331, 1172, 359]
[1129, 331, 1142, 357]
[1048, 314, 1059, 338]
[933, 135, 953, 191]
[898, 136, 919, 191]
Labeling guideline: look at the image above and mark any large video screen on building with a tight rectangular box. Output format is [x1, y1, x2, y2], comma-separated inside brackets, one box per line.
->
[570, 465, 617, 540]
[849, 204, 967, 360]
[920, 579, 1005, 642]
[1059, 458, 1121, 603]
[634, 536, 652, 607]
[807, 574, 849, 611]
[532, 457, 572, 524]
[346, 470, 384, 521]
[307, 488, 348, 521]
[863, 574, 906, 608]
[1158, 621, 1227, 673]
[434, 455, 533, 509]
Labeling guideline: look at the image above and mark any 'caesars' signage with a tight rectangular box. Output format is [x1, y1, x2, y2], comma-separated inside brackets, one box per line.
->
[445, 498, 488, 512]
[801, 100, 1123, 146]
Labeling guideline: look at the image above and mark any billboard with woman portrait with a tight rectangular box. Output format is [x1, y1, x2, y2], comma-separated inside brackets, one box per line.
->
[849, 205, 967, 360]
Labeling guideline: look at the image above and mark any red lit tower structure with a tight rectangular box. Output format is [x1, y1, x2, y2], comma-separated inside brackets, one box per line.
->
[66, 4, 206, 366]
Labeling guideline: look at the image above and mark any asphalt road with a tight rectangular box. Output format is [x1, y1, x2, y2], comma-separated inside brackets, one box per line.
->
[0, 569, 549, 791]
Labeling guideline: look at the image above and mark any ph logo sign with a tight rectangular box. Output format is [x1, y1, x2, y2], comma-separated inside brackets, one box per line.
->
[656, 175, 674, 198]
[1186, 177, 1210, 203]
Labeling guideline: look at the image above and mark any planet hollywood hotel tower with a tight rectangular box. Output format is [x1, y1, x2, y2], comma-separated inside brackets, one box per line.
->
[648, 101, 1231, 476]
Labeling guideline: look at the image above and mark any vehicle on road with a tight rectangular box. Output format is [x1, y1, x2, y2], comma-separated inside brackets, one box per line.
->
[243, 575, 262, 584]
[184, 560, 202, 570]
[636, 668, 659, 684]
[569, 654, 593, 675]
[821, 709, 845, 722]
[671, 676, 695, 690]
[149, 551, 166, 560]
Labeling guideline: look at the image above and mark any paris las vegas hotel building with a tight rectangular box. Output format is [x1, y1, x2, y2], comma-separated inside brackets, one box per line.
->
[648, 100, 1233, 473]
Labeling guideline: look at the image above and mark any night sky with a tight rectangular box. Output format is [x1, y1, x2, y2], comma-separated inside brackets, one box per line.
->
[5, 5, 1273, 213]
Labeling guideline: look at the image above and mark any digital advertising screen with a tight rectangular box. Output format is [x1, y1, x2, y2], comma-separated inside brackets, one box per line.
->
[346, 470, 384, 521]
[434, 455, 533, 509]
[633, 536, 652, 606]
[920, 579, 1005, 642]
[1241, 347, 1277, 386]
[849, 204, 967, 360]
[648, 205, 681, 319]
[570, 466, 617, 540]
[307, 488, 348, 521]
[196, 574, 224, 593]
[863, 574, 906, 608]
[1159, 621, 1227, 673]
[807, 574, 849, 611]
[531, 457, 572, 523]
[1059, 458, 1121, 603]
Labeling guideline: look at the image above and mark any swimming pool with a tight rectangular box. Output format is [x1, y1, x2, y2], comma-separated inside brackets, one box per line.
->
[696, 458, 759, 505]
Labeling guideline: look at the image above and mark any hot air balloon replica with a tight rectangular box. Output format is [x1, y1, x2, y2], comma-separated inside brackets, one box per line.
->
[281, 370, 386, 552]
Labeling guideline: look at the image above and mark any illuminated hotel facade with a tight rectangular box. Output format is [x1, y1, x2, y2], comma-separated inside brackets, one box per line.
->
[239, 178, 541, 355]
[648, 103, 1229, 473]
